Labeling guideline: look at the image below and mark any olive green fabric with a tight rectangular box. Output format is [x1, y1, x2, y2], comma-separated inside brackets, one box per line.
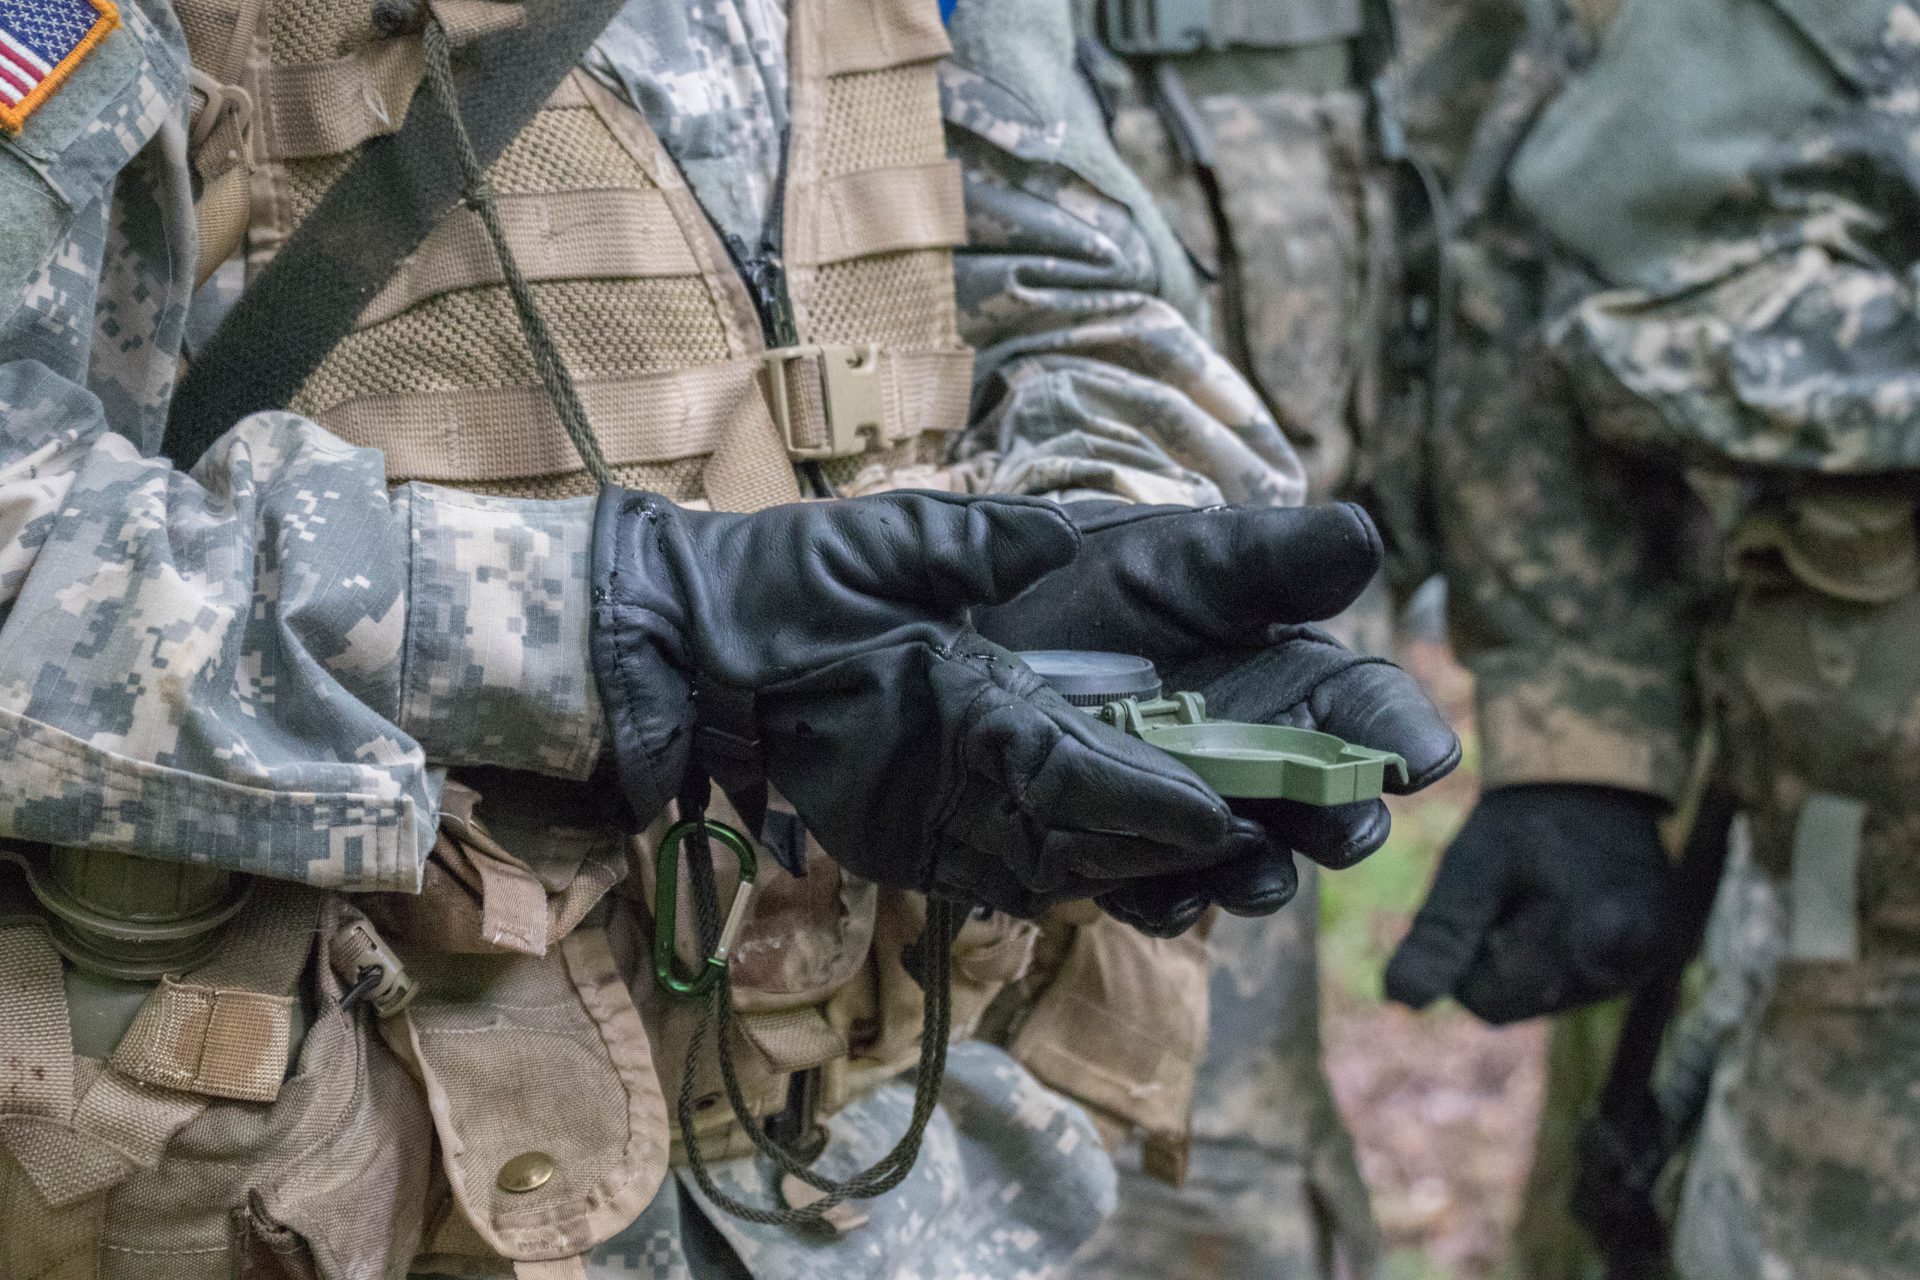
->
[1510, 0, 1885, 290]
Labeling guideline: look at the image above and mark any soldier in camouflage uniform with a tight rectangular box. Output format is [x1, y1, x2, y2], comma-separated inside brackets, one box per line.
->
[1057, 1, 1415, 1275]
[0, 0, 1457, 1276]
[1380, 0, 1920, 1274]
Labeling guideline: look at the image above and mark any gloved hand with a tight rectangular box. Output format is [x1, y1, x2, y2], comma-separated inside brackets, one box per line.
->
[1384, 784, 1672, 1023]
[975, 501, 1461, 935]
[589, 487, 1269, 917]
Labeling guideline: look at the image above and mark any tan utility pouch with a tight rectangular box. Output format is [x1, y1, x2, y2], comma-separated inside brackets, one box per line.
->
[0, 885, 436, 1280]
[822, 890, 1040, 1107]
[1008, 910, 1213, 1185]
[389, 929, 667, 1270]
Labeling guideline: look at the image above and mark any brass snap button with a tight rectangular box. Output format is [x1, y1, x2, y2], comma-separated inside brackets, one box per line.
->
[496, 1151, 555, 1193]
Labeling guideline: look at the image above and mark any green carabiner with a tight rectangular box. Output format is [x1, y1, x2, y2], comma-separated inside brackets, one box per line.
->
[654, 818, 758, 999]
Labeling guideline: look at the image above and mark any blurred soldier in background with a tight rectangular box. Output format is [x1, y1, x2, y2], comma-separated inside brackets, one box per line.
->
[1057, 0, 1445, 1273]
[1382, 0, 1920, 1274]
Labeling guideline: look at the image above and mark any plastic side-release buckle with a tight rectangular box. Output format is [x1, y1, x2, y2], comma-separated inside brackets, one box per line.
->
[766, 343, 886, 461]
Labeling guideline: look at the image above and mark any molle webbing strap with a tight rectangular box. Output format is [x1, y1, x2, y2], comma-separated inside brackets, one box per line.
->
[163, 0, 629, 471]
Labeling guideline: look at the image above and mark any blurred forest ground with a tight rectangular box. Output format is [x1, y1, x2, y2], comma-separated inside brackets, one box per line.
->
[1321, 635, 1549, 1279]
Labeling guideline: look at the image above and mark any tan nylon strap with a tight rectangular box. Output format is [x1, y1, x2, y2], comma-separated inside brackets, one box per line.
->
[0, 924, 73, 1121]
[319, 348, 970, 487]
[109, 883, 320, 1104]
[429, 0, 528, 45]
[0, 927, 206, 1209]
[737, 1008, 847, 1074]
[818, 0, 952, 74]
[358, 188, 698, 327]
[255, 36, 425, 161]
[813, 160, 967, 264]
[18, 1073, 207, 1208]
[179, 0, 264, 288]
[700, 399, 808, 512]
[514, 1260, 588, 1280]
[438, 815, 555, 955]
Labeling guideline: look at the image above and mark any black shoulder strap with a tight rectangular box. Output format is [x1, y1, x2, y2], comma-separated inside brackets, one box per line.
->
[163, 0, 628, 470]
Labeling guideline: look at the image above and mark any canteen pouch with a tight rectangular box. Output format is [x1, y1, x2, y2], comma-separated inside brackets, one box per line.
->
[0, 888, 435, 1280]
[1710, 503, 1920, 956]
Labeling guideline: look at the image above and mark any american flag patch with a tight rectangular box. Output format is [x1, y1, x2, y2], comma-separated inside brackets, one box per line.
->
[0, 0, 119, 135]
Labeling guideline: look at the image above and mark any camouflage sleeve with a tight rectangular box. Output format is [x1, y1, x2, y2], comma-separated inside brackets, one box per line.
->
[940, 0, 1304, 508]
[1383, 0, 1704, 800]
[0, 1, 602, 891]
[0, 361, 603, 890]
[1435, 290, 1701, 800]
[1516, 0, 1920, 475]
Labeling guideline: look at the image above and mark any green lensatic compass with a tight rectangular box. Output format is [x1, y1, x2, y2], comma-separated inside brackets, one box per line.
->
[1018, 650, 1407, 806]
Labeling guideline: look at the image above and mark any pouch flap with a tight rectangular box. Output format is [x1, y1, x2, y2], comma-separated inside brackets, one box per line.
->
[391, 930, 668, 1261]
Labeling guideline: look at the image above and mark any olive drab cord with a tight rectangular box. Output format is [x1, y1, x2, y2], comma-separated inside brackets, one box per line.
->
[675, 802, 962, 1227]
[420, 18, 615, 486]
[421, 13, 962, 1226]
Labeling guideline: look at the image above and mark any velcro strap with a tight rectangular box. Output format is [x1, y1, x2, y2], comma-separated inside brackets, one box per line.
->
[108, 883, 319, 1104]
[1790, 794, 1866, 962]
[109, 979, 294, 1103]
[436, 814, 557, 956]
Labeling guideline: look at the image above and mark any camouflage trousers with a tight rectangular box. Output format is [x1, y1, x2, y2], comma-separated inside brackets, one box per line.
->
[1672, 574, 1920, 1280]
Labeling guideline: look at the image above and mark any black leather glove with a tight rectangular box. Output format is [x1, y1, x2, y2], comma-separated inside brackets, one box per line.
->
[976, 501, 1461, 935]
[589, 488, 1268, 917]
[1384, 784, 1673, 1024]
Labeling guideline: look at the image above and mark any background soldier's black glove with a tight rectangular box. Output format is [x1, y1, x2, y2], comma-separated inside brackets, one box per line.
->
[975, 501, 1461, 935]
[1384, 784, 1673, 1023]
[589, 488, 1270, 917]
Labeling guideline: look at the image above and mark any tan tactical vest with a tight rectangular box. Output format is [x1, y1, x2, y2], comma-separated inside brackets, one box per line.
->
[185, 0, 974, 510]
[15, 4, 1216, 1274]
